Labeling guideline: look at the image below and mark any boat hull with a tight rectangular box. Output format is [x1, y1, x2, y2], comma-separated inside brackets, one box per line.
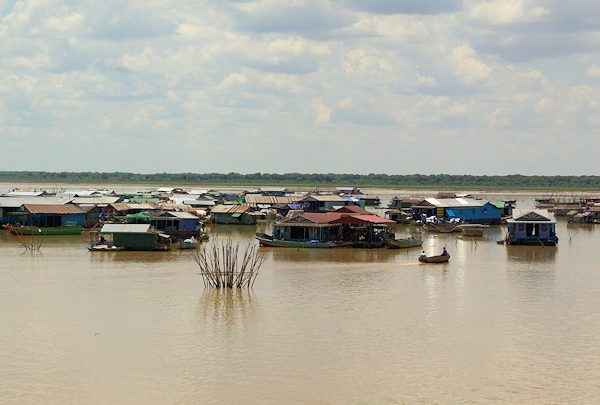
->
[5, 225, 83, 235]
[257, 236, 347, 248]
[458, 224, 487, 237]
[385, 238, 423, 249]
[88, 246, 125, 252]
[419, 254, 450, 263]
[424, 223, 459, 233]
[177, 243, 200, 250]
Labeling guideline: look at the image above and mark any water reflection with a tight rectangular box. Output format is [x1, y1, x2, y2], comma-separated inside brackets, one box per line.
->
[506, 246, 557, 263]
[267, 247, 400, 263]
[197, 289, 259, 336]
[566, 223, 596, 233]
[89, 250, 192, 264]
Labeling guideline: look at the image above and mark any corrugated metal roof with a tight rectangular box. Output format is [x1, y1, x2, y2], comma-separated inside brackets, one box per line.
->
[109, 203, 160, 211]
[508, 209, 555, 223]
[167, 211, 199, 219]
[100, 224, 151, 233]
[301, 195, 347, 202]
[210, 204, 251, 214]
[335, 206, 371, 215]
[244, 195, 301, 205]
[296, 212, 343, 224]
[0, 197, 72, 208]
[23, 204, 86, 214]
[72, 197, 120, 205]
[182, 200, 215, 206]
[333, 214, 395, 225]
[420, 198, 487, 208]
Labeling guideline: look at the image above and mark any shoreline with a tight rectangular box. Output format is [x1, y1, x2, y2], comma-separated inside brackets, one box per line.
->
[1, 181, 599, 196]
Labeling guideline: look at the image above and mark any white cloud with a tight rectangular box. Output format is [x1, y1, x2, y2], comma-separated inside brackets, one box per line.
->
[450, 44, 491, 84]
[0, 0, 599, 174]
[468, 0, 548, 25]
[586, 64, 600, 78]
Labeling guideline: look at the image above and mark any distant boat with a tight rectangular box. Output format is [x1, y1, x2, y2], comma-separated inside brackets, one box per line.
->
[177, 237, 200, 250]
[419, 254, 450, 263]
[88, 245, 125, 252]
[458, 224, 488, 237]
[384, 237, 423, 249]
[4, 224, 82, 236]
[423, 223, 460, 233]
[256, 233, 350, 248]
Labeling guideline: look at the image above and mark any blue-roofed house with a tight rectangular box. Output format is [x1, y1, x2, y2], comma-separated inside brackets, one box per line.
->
[412, 198, 503, 224]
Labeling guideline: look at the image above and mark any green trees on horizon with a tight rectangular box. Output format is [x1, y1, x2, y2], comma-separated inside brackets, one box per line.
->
[0, 171, 599, 189]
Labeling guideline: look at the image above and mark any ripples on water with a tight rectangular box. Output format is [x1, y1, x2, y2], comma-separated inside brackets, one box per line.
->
[2, 196, 600, 403]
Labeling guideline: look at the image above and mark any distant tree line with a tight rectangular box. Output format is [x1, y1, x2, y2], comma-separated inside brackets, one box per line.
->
[1, 171, 600, 190]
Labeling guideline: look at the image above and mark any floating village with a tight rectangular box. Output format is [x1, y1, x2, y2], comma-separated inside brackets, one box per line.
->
[0, 185, 591, 262]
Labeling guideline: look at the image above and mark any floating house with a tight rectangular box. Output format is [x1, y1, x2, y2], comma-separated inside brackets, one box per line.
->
[412, 198, 503, 224]
[490, 200, 515, 217]
[72, 196, 122, 227]
[271, 214, 343, 244]
[13, 204, 85, 227]
[114, 210, 203, 240]
[385, 209, 412, 224]
[256, 187, 289, 196]
[92, 224, 171, 251]
[210, 205, 257, 225]
[336, 187, 361, 195]
[244, 194, 301, 208]
[388, 197, 421, 210]
[0, 197, 72, 224]
[344, 194, 381, 206]
[506, 210, 558, 246]
[300, 195, 354, 212]
[4, 203, 86, 235]
[265, 208, 395, 248]
[150, 211, 203, 240]
[104, 202, 161, 217]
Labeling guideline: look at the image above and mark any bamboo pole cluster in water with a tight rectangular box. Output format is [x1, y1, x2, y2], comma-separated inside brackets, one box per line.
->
[20, 235, 44, 252]
[193, 239, 265, 289]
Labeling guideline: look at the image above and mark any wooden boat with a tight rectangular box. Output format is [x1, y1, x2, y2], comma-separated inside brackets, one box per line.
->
[88, 245, 125, 252]
[256, 233, 349, 248]
[423, 223, 459, 233]
[4, 224, 83, 236]
[419, 254, 450, 263]
[177, 237, 200, 250]
[385, 237, 423, 249]
[458, 224, 488, 237]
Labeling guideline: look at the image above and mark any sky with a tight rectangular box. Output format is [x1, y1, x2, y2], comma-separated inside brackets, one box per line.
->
[1, 0, 599, 175]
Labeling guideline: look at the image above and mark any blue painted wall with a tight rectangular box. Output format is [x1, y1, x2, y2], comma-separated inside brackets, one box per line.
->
[178, 218, 199, 231]
[445, 203, 502, 223]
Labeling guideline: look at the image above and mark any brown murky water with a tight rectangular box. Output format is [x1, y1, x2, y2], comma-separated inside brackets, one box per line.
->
[2, 193, 600, 403]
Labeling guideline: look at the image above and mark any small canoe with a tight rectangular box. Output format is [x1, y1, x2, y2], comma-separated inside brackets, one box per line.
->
[256, 235, 349, 248]
[88, 245, 125, 252]
[177, 238, 200, 250]
[424, 223, 459, 233]
[385, 238, 423, 249]
[419, 254, 450, 263]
